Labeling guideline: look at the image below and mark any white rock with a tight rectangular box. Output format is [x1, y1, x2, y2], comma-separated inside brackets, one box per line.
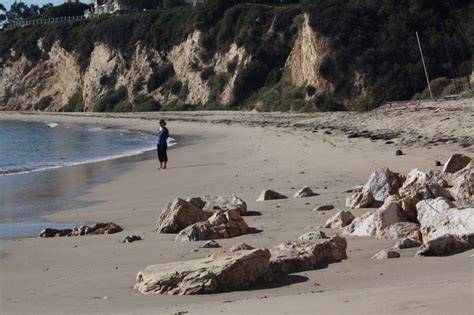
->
[298, 231, 328, 241]
[324, 211, 355, 229]
[371, 250, 400, 259]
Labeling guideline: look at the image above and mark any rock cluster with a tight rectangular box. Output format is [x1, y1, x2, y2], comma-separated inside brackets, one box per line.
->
[175, 209, 248, 242]
[342, 154, 473, 256]
[156, 195, 250, 242]
[134, 236, 348, 295]
[40, 222, 123, 238]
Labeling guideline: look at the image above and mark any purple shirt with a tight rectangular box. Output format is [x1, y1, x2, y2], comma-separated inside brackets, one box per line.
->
[157, 127, 169, 145]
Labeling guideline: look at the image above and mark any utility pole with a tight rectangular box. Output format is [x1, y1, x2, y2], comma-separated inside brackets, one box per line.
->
[416, 31, 433, 100]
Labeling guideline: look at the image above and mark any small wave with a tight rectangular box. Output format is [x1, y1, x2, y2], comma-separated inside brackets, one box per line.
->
[44, 122, 58, 128]
[0, 145, 158, 176]
[86, 127, 104, 132]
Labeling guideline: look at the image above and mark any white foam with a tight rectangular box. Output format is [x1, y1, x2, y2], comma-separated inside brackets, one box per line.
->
[44, 122, 58, 128]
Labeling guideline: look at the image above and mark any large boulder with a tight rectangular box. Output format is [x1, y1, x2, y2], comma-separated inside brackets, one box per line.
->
[175, 210, 249, 242]
[257, 189, 288, 201]
[269, 236, 347, 276]
[450, 162, 473, 205]
[399, 169, 452, 201]
[188, 195, 248, 215]
[155, 198, 213, 233]
[343, 202, 407, 238]
[416, 234, 474, 256]
[364, 167, 405, 203]
[417, 199, 473, 240]
[134, 248, 271, 295]
[387, 222, 422, 242]
[345, 187, 374, 209]
[442, 153, 471, 173]
[293, 186, 318, 198]
[324, 211, 355, 229]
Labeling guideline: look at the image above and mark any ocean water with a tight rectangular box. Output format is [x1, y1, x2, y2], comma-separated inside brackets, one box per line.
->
[0, 120, 173, 240]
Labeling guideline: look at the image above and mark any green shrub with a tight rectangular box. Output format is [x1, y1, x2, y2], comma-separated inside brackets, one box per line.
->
[93, 86, 128, 112]
[133, 77, 145, 94]
[133, 94, 161, 112]
[314, 95, 346, 112]
[265, 69, 282, 87]
[179, 82, 189, 99]
[114, 101, 133, 112]
[352, 95, 381, 112]
[60, 92, 84, 112]
[227, 58, 238, 74]
[208, 72, 230, 102]
[306, 85, 316, 97]
[164, 101, 196, 111]
[169, 80, 183, 95]
[34, 96, 53, 111]
[147, 63, 175, 92]
[200, 67, 215, 81]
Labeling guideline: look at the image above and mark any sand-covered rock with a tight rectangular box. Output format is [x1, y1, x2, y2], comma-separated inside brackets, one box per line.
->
[371, 250, 400, 259]
[175, 210, 248, 242]
[324, 210, 355, 229]
[257, 189, 288, 201]
[416, 234, 474, 256]
[40, 222, 123, 238]
[387, 222, 422, 242]
[442, 153, 471, 173]
[121, 235, 142, 243]
[200, 240, 221, 248]
[298, 231, 328, 241]
[230, 243, 255, 252]
[393, 238, 422, 249]
[293, 186, 318, 198]
[155, 198, 213, 233]
[134, 248, 271, 295]
[344, 203, 407, 238]
[269, 236, 347, 276]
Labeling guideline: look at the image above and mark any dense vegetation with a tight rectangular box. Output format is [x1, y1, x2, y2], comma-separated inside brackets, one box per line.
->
[0, 0, 472, 112]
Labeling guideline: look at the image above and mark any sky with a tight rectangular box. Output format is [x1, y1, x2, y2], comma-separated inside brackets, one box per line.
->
[2, 1, 93, 10]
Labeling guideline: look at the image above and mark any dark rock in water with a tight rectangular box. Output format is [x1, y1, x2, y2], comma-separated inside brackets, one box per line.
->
[40, 223, 123, 238]
[395, 149, 403, 156]
[121, 235, 143, 243]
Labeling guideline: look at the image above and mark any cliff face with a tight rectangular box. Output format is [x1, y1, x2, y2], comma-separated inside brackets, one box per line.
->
[0, 29, 258, 111]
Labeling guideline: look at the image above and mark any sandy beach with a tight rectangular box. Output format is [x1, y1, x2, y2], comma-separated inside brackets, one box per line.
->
[0, 99, 473, 314]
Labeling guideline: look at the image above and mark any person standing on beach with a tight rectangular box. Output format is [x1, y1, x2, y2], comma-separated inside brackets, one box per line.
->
[157, 119, 169, 170]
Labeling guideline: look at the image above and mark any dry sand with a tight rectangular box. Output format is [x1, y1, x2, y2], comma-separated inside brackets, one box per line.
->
[1, 99, 473, 314]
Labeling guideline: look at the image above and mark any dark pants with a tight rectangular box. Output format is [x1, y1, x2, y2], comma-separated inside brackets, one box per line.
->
[157, 144, 168, 162]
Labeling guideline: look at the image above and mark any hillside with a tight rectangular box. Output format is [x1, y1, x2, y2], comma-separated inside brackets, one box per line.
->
[0, 0, 472, 112]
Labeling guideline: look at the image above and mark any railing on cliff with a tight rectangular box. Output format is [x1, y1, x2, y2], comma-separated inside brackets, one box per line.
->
[2, 15, 91, 31]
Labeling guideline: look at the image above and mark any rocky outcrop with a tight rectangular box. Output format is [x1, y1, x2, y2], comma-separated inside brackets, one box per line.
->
[174, 210, 248, 242]
[293, 186, 318, 198]
[155, 198, 213, 233]
[121, 235, 142, 243]
[256, 189, 288, 201]
[344, 202, 407, 238]
[134, 248, 271, 295]
[230, 243, 255, 252]
[269, 236, 347, 276]
[345, 187, 374, 209]
[324, 210, 355, 229]
[40, 222, 123, 238]
[200, 240, 221, 248]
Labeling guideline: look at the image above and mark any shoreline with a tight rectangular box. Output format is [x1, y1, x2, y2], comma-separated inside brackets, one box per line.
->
[0, 109, 473, 314]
